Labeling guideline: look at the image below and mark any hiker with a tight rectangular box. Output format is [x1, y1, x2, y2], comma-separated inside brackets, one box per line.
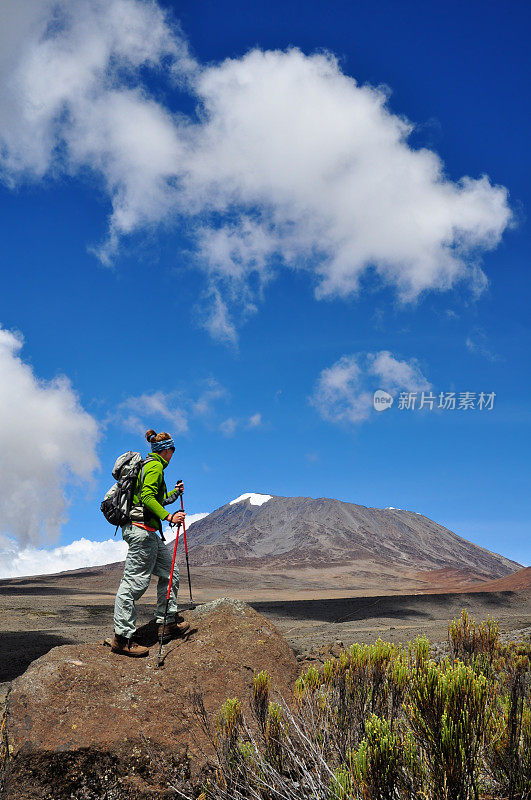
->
[111, 429, 190, 657]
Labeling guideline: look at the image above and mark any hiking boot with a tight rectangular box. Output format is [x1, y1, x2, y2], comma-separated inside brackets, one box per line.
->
[157, 620, 190, 642]
[111, 634, 149, 658]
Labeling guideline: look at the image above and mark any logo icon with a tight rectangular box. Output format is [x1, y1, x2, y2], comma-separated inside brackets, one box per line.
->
[373, 389, 394, 412]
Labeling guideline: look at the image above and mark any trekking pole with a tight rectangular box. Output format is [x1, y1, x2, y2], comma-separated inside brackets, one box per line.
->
[180, 493, 194, 606]
[157, 519, 181, 667]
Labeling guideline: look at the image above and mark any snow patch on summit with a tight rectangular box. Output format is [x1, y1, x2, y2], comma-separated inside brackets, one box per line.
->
[385, 506, 424, 516]
[230, 493, 273, 507]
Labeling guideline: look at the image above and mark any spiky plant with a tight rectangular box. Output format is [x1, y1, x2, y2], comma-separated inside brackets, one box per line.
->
[264, 702, 285, 771]
[252, 671, 271, 733]
[214, 697, 244, 786]
[406, 658, 494, 800]
[408, 635, 430, 669]
[448, 610, 500, 675]
[350, 714, 402, 800]
[294, 664, 321, 699]
[485, 640, 531, 799]
[388, 648, 409, 730]
[330, 765, 354, 800]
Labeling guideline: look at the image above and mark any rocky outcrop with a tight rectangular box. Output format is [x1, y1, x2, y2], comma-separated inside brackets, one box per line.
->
[2, 599, 298, 799]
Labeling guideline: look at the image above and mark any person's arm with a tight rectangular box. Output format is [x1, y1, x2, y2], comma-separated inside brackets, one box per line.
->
[162, 479, 184, 507]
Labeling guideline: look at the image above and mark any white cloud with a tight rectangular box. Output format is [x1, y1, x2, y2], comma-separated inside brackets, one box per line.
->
[0, 513, 208, 579]
[219, 417, 238, 437]
[0, 536, 127, 580]
[117, 390, 189, 435]
[220, 413, 263, 436]
[190, 50, 510, 308]
[191, 380, 228, 416]
[466, 328, 500, 362]
[367, 350, 431, 391]
[0, 1, 513, 340]
[312, 350, 431, 424]
[116, 379, 228, 434]
[312, 356, 373, 424]
[0, 325, 99, 546]
[200, 287, 239, 346]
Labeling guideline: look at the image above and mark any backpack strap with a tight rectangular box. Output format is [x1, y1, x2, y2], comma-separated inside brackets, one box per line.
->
[137, 456, 166, 540]
[138, 455, 156, 496]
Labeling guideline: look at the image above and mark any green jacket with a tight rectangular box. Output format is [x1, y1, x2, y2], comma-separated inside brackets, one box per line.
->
[129, 452, 180, 532]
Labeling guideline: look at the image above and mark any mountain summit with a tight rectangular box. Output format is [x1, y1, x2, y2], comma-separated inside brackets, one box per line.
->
[187, 493, 520, 583]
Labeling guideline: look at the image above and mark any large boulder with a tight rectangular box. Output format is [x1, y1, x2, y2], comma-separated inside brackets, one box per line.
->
[2, 599, 298, 799]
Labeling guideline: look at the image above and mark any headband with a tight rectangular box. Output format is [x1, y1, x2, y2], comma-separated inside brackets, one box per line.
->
[151, 438, 175, 453]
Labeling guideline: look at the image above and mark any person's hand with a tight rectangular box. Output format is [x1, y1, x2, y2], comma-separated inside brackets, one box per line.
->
[166, 511, 186, 526]
[174, 480, 184, 496]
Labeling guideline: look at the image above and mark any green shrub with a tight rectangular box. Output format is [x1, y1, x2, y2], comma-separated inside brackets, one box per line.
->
[191, 615, 531, 800]
[408, 635, 430, 669]
[294, 664, 321, 698]
[252, 670, 271, 733]
[264, 702, 285, 770]
[406, 658, 494, 800]
[448, 610, 499, 674]
[318, 639, 405, 759]
[215, 697, 243, 742]
[330, 765, 354, 800]
[350, 714, 402, 800]
[485, 641, 531, 799]
[214, 697, 244, 786]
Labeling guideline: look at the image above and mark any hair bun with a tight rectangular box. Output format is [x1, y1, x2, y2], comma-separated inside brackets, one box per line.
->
[145, 428, 157, 443]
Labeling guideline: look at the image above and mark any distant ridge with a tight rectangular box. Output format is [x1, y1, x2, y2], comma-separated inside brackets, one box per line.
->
[462, 566, 531, 593]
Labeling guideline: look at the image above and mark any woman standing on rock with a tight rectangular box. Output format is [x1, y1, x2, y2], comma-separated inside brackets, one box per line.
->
[111, 429, 190, 657]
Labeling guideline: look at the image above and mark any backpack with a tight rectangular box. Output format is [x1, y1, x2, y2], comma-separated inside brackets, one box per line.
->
[100, 451, 152, 532]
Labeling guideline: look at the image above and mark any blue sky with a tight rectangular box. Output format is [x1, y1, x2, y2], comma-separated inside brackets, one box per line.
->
[0, 0, 529, 575]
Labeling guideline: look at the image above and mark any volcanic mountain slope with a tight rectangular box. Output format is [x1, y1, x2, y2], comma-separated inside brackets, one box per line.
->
[187, 493, 521, 580]
[463, 566, 531, 593]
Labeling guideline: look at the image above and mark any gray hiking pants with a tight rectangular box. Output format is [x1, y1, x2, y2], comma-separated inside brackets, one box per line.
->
[113, 524, 179, 639]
